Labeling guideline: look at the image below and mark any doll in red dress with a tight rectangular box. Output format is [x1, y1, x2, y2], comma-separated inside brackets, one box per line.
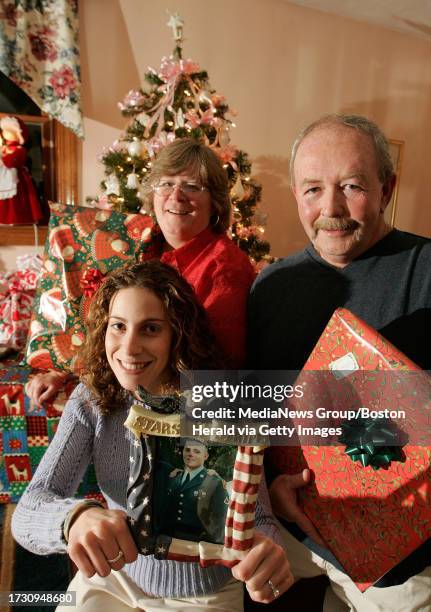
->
[0, 115, 43, 224]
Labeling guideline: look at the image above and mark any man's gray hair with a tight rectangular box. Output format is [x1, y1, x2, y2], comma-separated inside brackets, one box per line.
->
[289, 114, 394, 186]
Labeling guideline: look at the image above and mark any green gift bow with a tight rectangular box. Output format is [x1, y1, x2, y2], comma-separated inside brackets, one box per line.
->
[339, 417, 405, 470]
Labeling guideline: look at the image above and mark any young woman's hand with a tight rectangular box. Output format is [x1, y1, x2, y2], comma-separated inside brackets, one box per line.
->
[231, 531, 294, 603]
[67, 507, 138, 577]
[26, 370, 68, 406]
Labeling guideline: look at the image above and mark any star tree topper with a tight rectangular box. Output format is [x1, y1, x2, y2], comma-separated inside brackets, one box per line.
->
[166, 12, 184, 42]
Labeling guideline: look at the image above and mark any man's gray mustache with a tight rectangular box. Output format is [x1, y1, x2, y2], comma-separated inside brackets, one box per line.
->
[314, 218, 359, 231]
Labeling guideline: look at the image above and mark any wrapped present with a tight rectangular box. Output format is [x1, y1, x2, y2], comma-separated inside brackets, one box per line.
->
[268, 307, 431, 591]
[24, 202, 160, 373]
[0, 256, 42, 350]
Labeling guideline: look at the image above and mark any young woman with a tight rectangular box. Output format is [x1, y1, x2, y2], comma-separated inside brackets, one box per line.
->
[13, 261, 292, 611]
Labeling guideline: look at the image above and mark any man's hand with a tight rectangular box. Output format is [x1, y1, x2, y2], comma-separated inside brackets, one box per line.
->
[269, 469, 325, 546]
[232, 532, 294, 603]
[26, 370, 68, 406]
[67, 507, 138, 578]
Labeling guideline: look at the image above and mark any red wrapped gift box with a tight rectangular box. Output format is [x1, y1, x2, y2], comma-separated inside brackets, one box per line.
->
[268, 308, 431, 591]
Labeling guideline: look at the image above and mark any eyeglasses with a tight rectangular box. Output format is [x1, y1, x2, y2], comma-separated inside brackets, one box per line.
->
[152, 180, 208, 196]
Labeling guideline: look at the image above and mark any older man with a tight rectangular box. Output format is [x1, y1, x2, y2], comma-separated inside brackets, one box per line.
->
[248, 114, 431, 611]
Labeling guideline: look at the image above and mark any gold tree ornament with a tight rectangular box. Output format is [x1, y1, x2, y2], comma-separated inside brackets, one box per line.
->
[218, 124, 231, 147]
[199, 90, 213, 104]
[230, 174, 245, 201]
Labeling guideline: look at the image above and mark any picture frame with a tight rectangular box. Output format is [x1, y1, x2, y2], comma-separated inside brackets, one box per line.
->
[385, 139, 404, 227]
[124, 402, 264, 566]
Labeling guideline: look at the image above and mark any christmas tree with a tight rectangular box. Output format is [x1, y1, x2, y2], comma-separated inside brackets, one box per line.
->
[89, 14, 271, 263]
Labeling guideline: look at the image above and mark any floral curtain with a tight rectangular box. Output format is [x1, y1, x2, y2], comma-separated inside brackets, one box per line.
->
[0, 0, 84, 138]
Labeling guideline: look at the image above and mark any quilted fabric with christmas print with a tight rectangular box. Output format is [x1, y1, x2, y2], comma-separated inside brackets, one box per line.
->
[267, 308, 431, 591]
[25, 202, 159, 372]
[0, 362, 102, 503]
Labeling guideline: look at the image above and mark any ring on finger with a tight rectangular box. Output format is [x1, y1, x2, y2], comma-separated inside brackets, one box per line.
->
[267, 578, 280, 599]
[107, 550, 124, 564]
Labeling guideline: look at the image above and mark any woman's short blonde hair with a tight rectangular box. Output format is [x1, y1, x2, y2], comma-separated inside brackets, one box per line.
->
[143, 138, 231, 233]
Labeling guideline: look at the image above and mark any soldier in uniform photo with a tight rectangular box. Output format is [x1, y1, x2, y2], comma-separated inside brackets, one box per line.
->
[155, 439, 229, 543]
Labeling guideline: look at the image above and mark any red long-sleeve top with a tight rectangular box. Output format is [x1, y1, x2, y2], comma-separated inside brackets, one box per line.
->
[161, 227, 256, 367]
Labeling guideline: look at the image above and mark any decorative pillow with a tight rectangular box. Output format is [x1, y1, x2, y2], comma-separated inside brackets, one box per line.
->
[24, 202, 159, 372]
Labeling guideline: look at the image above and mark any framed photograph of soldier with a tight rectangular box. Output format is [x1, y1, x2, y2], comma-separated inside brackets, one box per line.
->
[124, 400, 264, 567]
[153, 438, 233, 544]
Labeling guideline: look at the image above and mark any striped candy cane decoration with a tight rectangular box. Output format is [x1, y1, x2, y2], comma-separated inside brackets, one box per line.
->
[224, 446, 264, 554]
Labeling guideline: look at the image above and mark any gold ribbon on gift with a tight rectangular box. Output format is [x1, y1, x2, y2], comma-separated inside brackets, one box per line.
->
[124, 403, 181, 438]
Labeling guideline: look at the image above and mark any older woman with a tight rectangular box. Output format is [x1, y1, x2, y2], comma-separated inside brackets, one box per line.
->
[150, 138, 255, 365]
[27, 138, 255, 403]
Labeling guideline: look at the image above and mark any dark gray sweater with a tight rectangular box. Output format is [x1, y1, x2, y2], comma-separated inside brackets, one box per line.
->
[248, 229, 431, 370]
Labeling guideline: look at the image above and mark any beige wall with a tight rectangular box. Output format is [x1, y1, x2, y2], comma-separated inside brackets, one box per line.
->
[2, 0, 431, 269]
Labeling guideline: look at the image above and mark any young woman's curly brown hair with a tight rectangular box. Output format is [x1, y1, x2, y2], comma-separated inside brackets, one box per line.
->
[79, 260, 224, 414]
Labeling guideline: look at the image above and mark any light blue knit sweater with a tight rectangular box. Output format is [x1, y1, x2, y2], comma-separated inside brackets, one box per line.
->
[12, 384, 281, 598]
